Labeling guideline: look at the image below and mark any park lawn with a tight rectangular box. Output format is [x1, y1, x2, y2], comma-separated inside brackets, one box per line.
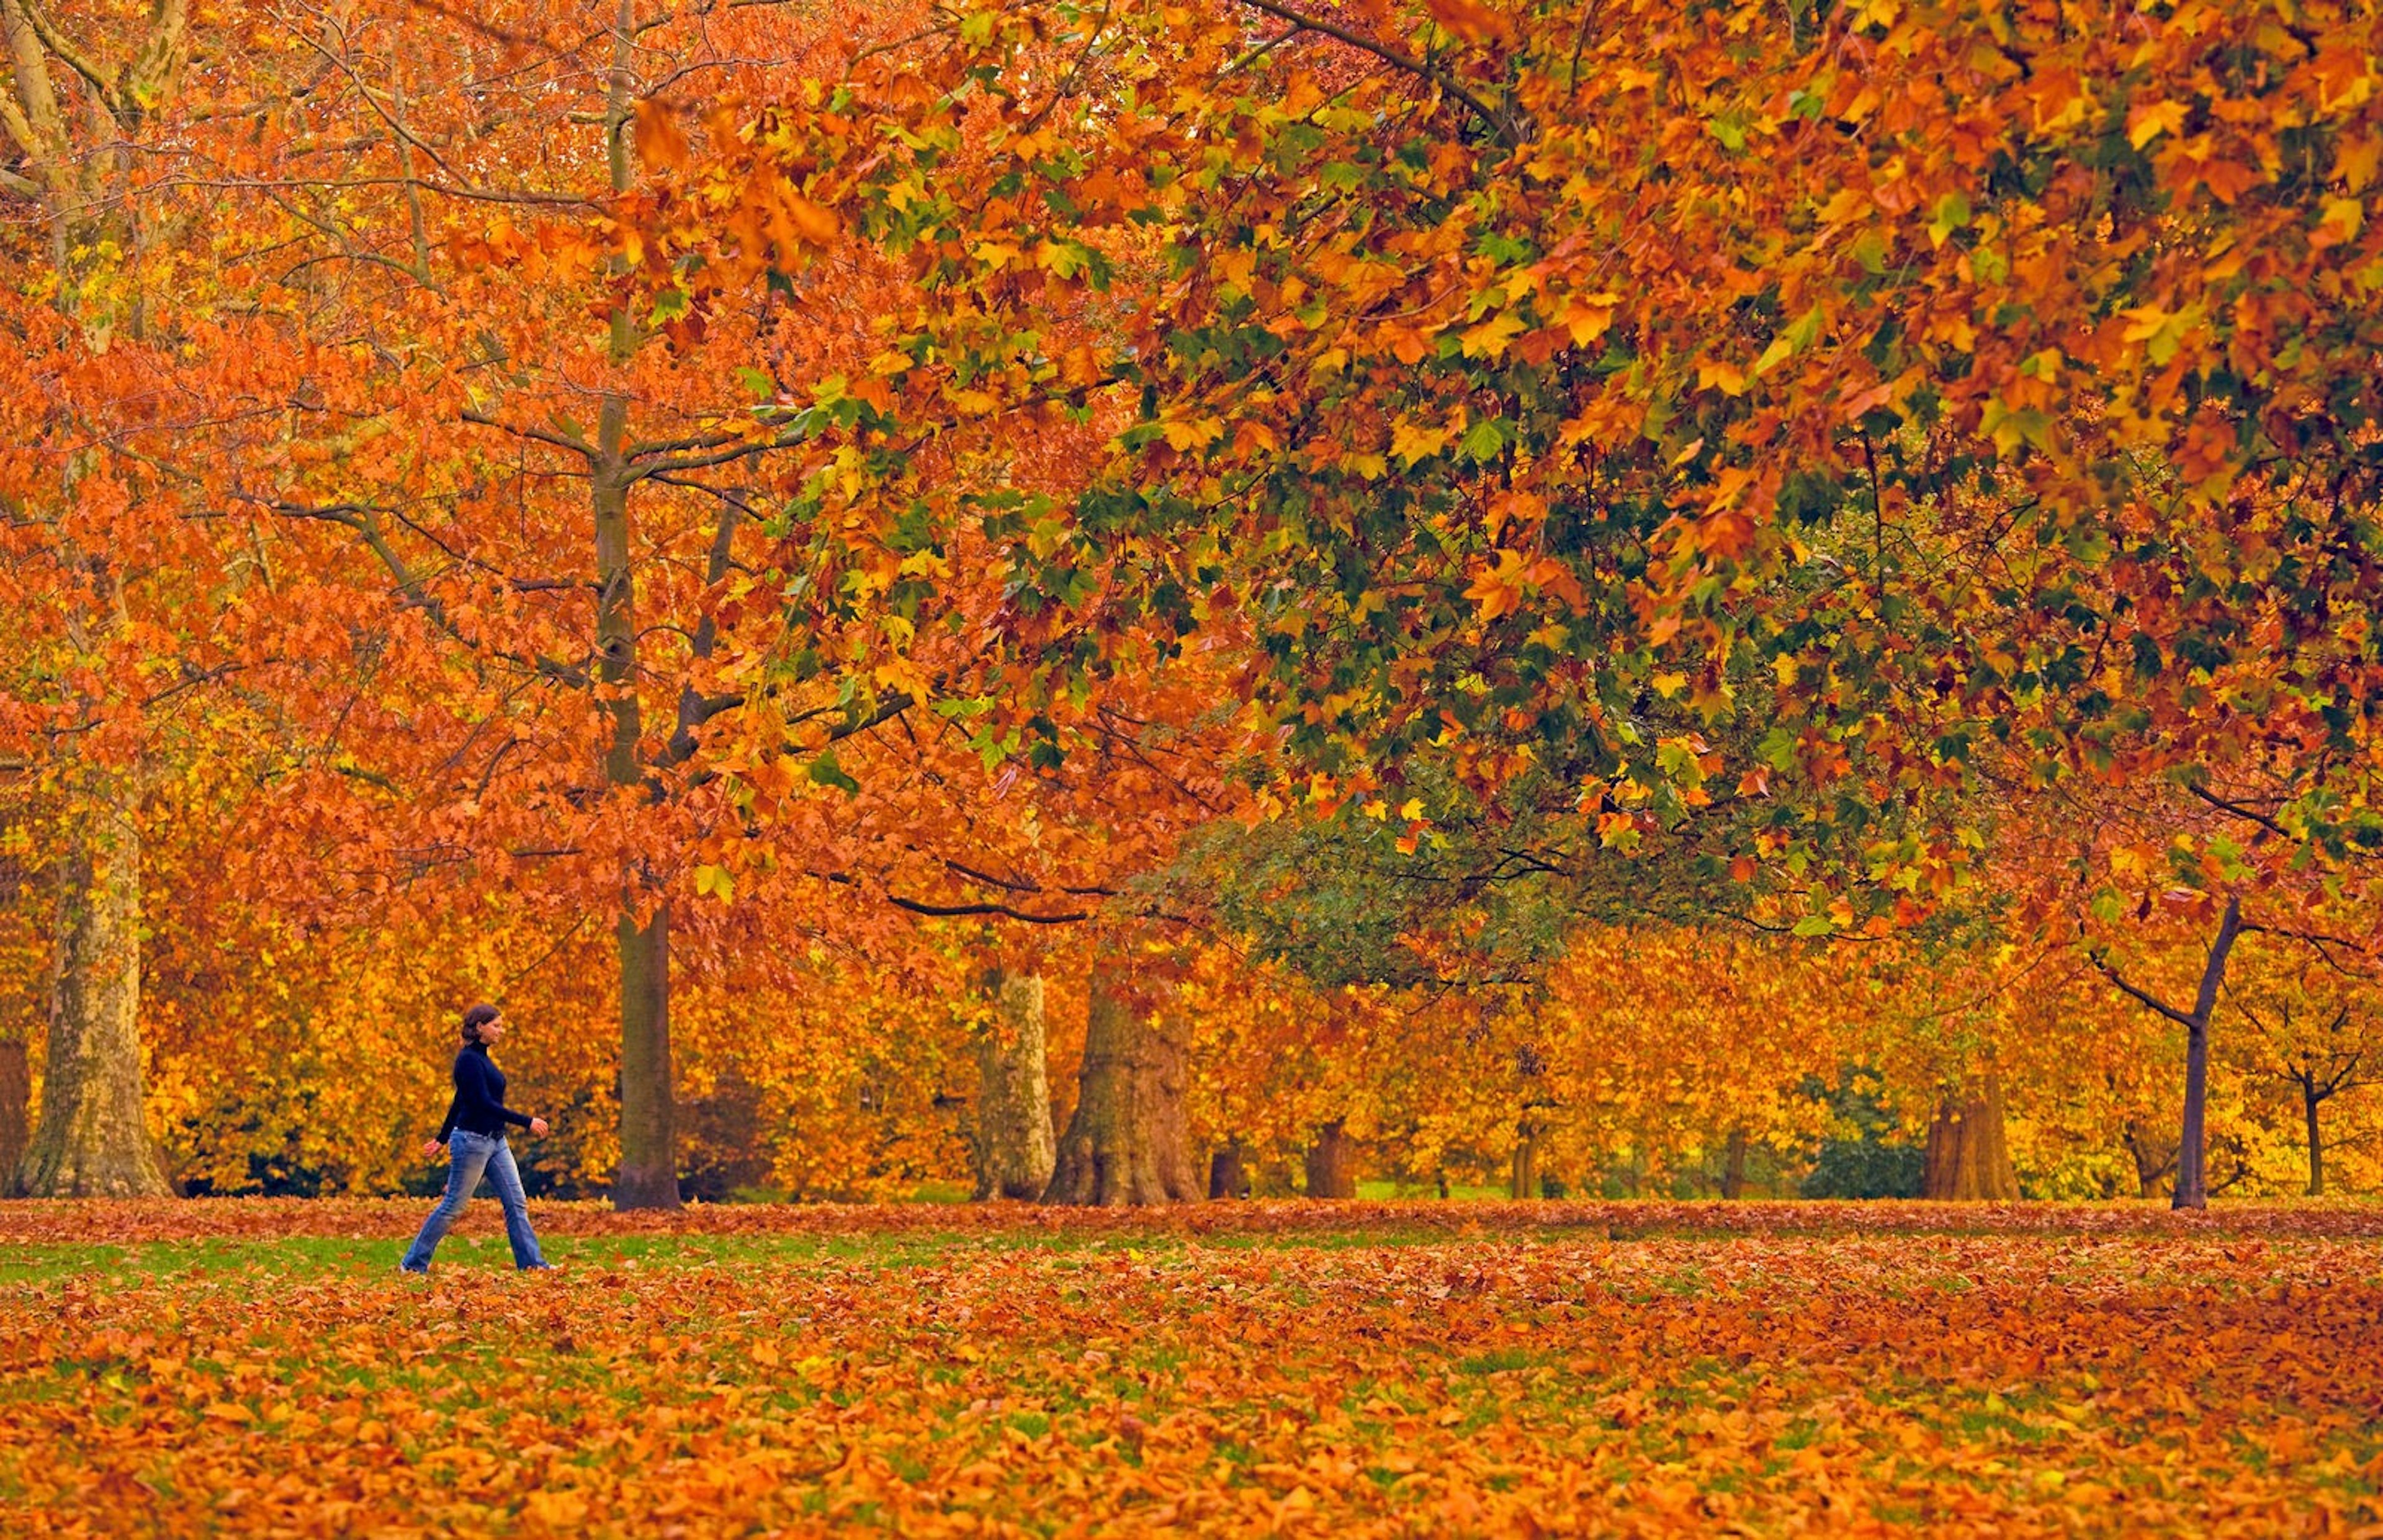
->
[2, 1202, 2380, 1536]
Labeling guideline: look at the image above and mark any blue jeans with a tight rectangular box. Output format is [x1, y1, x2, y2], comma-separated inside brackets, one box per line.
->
[401, 1129, 546, 1270]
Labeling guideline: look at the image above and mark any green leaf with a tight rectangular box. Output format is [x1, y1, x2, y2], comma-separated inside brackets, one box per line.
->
[1459, 417, 1508, 462]
[1928, 191, 1972, 247]
[807, 751, 861, 795]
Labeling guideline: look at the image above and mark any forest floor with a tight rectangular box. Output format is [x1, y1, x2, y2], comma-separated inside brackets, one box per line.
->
[4, 1200, 2380, 1536]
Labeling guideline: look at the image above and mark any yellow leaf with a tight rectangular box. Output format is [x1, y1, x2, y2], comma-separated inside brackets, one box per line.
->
[1390, 416, 1453, 467]
[2127, 99, 2187, 150]
[1696, 361, 1748, 396]
[1459, 311, 1525, 359]
[1159, 415, 1225, 452]
[1563, 295, 1617, 344]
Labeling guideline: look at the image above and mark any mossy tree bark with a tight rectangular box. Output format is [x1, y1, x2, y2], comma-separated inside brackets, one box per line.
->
[1043, 942, 1199, 1206]
[16, 804, 169, 1196]
[971, 970, 1055, 1200]
[1303, 1119, 1355, 1198]
[1921, 1073, 2018, 1201]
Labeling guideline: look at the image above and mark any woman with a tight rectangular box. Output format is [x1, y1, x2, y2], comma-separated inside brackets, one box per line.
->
[400, 1003, 556, 1273]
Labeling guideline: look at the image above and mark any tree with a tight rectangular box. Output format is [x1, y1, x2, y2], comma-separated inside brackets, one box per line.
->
[969, 966, 1057, 1199]
[0, 0, 206, 1196]
[1044, 935, 1203, 1205]
[624, 9, 2383, 1224]
[2230, 946, 2383, 1197]
[0, 0, 966, 1208]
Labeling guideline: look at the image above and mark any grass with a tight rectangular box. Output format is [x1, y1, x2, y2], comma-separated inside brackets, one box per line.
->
[5, 1201, 2381, 1536]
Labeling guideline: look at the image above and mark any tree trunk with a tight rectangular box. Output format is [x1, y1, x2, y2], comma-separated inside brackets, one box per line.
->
[971, 970, 1055, 1200]
[16, 807, 169, 1196]
[2302, 1077, 2324, 1198]
[0, 1035, 27, 1181]
[591, 0, 677, 1212]
[1921, 1074, 2019, 1200]
[1509, 1119, 1540, 1200]
[1043, 944, 1199, 1206]
[1208, 1142, 1249, 1199]
[0, 821, 27, 1178]
[2176, 1019, 2214, 1209]
[1303, 1119, 1355, 1198]
[612, 905, 679, 1209]
[2123, 1120, 2176, 1199]
[1720, 1127, 1749, 1199]
[2172, 897, 2245, 1212]
[2, 0, 186, 1202]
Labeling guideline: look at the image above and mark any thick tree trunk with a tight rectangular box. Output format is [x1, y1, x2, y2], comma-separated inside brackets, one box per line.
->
[613, 905, 679, 1209]
[0, 1036, 27, 1180]
[1043, 944, 1199, 1206]
[1303, 1119, 1355, 1198]
[971, 970, 1054, 1200]
[1208, 1142, 1249, 1199]
[2302, 1078, 2324, 1198]
[16, 808, 169, 1196]
[1720, 1127, 1749, 1199]
[1921, 1075, 2019, 1200]
[3, 0, 184, 1202]
[1509, 1119, 1540, 1200]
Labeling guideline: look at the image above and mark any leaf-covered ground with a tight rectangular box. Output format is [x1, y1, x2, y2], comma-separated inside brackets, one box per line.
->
[6, 1202, 2381, 1536]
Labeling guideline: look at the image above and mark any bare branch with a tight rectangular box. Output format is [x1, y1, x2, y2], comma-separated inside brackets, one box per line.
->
[2089, 952, 2198, 1030]
[1231, 0, 1522, 148]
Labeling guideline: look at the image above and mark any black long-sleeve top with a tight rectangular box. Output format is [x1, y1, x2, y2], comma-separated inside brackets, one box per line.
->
[435, 1042, 535, 1142]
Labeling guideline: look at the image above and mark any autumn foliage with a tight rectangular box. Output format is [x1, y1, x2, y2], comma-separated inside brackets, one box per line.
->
[6, 0, 2383, 1524]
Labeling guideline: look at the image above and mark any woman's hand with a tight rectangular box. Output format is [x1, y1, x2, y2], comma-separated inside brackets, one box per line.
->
[530, 1117, 550, 1136]
[421, 1139, 444, 1160]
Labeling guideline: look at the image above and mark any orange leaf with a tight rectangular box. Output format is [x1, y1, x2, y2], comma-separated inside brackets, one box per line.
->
[1427, 0, 1515, 44]
[632, 100, 689, 172]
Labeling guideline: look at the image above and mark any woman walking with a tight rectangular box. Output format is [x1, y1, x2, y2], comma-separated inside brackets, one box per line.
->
[400, 1003, 556, 1273]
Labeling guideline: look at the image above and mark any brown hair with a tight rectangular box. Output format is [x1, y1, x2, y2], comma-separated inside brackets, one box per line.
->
[460, 1002, 500, 1045]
